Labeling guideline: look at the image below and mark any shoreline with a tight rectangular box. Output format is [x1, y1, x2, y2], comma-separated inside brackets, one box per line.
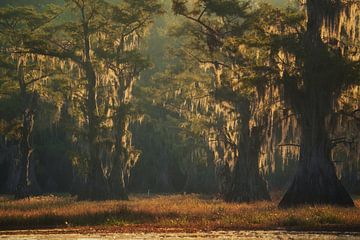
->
[1, 225, 360, 235]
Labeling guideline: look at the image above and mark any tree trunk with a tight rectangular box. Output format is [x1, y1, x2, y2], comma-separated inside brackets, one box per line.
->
[15, 107, 34, 199]
[224, 101, 270, 202]
[109, 157, 128, 200]
[4, 148, 19, 193]
[79, 21, 108, 200]
[15, 73, 40, 199]
[155, 146, 175, 193]
[279, 0, 354, 207]
[108, 105, 128, 200]
[83, 62, 108, 200]
[225, 132, 270, 202]
[279, 104, 354, 207]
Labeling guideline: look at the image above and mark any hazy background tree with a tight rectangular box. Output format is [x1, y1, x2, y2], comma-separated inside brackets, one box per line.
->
[0, 6, 63, 198]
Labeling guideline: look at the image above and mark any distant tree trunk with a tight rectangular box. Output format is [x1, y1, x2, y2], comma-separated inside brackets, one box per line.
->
[157, 149, 174, 193]
[83, 62, 108, 200]
[109, 105, 128, 200]
[109, 156, 128, 199]
[15, 68, 40, 199]
[279, 0, 354, 207]
[215, 161, 231, 196]
[225, 100, 270, 202]
[108, 55, 140, 199]
[5, 149, 19, 193]
[80, 22, 108, 200]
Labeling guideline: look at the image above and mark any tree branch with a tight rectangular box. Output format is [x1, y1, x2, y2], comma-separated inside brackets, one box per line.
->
[25, 72, 56, 86]
[278, 143, 300, 148]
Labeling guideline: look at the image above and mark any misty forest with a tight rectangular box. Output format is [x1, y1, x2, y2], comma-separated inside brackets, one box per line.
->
[2, 0, 360, 235]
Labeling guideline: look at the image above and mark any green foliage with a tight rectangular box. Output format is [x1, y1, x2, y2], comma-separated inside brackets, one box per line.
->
[204, 0, 250, 17]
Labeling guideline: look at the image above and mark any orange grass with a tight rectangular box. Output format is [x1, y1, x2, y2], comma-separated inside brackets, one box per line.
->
[1, 194, 360, 232]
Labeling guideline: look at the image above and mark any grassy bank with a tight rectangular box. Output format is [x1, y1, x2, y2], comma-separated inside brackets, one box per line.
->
[1, 194, 360, 232]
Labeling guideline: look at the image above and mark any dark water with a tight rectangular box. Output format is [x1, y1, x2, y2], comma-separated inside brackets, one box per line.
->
[1, 231, 360, 239]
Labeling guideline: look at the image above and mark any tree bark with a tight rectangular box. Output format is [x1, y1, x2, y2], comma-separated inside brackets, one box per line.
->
[15, 69, 40, 199]
[108, 105, 128, 200]
[79, 21, 108, 200]
[156, 149, 174, 193]
[108, 156, 128, 200]
[4, 146, 19, 193]
[224, 100, 270, 202]
[82, 62, 108, 200]
[279, 0, 354, 207]
[279, 101, 354, 207]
